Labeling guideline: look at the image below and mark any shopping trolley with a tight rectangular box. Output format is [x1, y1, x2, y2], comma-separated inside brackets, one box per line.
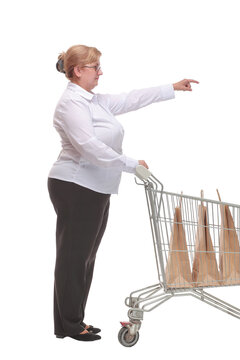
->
[118, 165, 240, 347]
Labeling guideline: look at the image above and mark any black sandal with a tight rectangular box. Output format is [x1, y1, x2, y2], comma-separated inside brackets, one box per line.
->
[56, 332, 101, 341]
[81, 322, 101, 334]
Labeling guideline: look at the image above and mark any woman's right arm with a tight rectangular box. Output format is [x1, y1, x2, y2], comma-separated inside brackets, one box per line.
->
[98, 84, 175, 116]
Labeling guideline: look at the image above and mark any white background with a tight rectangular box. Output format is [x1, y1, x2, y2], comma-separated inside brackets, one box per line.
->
[1, 0, 240, 358]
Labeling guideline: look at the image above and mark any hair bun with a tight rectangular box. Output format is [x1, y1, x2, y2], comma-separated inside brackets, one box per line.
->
[56, 58, 66, 73]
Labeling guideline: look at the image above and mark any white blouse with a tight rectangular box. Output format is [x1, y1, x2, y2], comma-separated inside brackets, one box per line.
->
[48, 81, 175, 194]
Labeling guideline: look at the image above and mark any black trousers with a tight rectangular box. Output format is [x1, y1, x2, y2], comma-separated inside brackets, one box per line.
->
[47, 178, 110, 336]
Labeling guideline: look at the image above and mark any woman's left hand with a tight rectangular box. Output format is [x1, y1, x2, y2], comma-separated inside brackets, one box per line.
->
[173, 79, 199, 91]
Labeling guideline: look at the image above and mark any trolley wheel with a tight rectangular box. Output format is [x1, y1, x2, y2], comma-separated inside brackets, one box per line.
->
[118, 326, 139, 347]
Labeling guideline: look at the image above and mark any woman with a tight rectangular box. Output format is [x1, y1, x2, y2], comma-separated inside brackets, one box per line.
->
[47, 44, 199, 342]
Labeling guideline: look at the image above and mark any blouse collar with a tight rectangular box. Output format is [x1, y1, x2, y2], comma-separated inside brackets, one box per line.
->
[67, 81, 95, 100]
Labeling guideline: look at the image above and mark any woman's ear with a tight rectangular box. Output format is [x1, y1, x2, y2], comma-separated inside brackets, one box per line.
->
[73, 65, 82, 78]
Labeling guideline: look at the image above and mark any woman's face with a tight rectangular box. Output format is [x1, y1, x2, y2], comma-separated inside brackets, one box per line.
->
[75, 59, 103, 92]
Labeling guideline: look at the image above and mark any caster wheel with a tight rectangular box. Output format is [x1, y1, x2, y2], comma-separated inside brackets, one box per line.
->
[118, 327, 139, 347]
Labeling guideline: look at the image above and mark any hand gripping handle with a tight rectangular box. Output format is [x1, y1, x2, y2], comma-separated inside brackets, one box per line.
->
[135, 165, 152, 181]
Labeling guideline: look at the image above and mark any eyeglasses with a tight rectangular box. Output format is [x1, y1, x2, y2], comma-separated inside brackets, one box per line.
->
[82, 65, 101, 72]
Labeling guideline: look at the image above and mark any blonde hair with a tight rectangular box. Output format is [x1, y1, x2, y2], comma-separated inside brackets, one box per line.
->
[56, 44, 102, 79]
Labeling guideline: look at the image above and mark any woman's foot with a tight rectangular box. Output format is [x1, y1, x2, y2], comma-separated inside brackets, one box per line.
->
[69, 331, 101, 341]
[82, 322, 101, 334]
[56, 330, 101, 341]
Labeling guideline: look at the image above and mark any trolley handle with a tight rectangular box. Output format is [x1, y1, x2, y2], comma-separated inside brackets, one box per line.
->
[135, 165, 152, 181]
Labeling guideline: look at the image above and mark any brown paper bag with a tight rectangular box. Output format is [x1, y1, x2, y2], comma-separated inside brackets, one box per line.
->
[166, 206, 192, 288]
[219, 203, 240, 285]
[192, 203, 220, 287]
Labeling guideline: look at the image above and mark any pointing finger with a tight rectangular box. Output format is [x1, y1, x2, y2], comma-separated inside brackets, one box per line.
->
[187, 79, 199, 84]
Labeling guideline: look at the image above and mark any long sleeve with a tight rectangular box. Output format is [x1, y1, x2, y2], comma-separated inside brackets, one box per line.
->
[56, 98, 138, 173]
[98, 84, 175, 115]
[50, 81, 175, 194]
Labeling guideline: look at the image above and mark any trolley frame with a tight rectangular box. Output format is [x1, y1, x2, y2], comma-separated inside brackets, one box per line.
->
[124, 166, 240, 331]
